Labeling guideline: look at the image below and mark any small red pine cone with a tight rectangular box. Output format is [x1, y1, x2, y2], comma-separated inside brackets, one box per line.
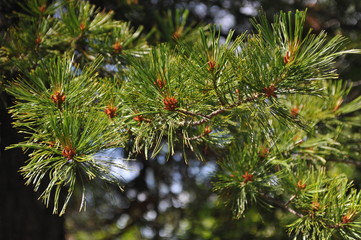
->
[51, 91, 66, 105]
[48, 141, 56, 148]
[342, 215, 352, 224]
[242, 171, 253, 183]
[163, 96, 178, 111]
[311, 201, 320, 211]
[263, 84, 277, 98]
[104, 106, 117, 119]
[297, 180, 306, 190]
[112, 41, 123, 53]
[172, 28, 183, 39]
[62, 146, 76, 160]
[283, 51, 291, 64]
[154, 78, 166, 89]
[133, 114, 144, 122]
[207, 60, 216, 71]
[79, 22, 86, 31]
[35, 36, 42, 45]
[39, 4, 46, 13]
[333, 98, 343, 112]
[290, 107, 300, 118]
[203, 126, 212, 135]
[259, 147, 269, 158]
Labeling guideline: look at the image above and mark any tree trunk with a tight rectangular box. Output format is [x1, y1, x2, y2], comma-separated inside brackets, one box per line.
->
[0, 94, 65, 240]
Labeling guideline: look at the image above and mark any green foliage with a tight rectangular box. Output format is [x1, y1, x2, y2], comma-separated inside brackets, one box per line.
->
[213, 143, 275, 218]
[286, 169, 361, 240]
[7, 55, 127, 214]
[1, 0, 361, 238]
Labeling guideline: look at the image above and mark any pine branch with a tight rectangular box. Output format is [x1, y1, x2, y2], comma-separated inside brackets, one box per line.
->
[175, 109, 209, 119]
[351, 80, 361, 87]
[184, 128, 211, 141]
[5, 5, 361, 237]
[260, 193, 304, 218]
[181, 93, 262, 126]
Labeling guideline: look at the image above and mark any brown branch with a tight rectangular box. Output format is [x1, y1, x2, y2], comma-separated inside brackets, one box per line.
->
[349, 80, 361, 87]
[186, 135, 203, 141]
[188, 108, 227, 126]
[261, 193, 354, 230]
[176, 109, 209, 119]
[185, 131, 210, 141]
[180, 93, 262, 126]
[285, 194, 297, 206]
[260, 193, 304, 218]
[326, 223, 343, 229]
[77, 47, 96, 61]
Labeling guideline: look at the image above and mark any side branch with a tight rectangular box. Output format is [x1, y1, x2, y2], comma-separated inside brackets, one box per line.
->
[176, 109, 209, 119]
[260, 193, 304, 218]
[189, 109, 226, 126]
[180, 93, 262, 126]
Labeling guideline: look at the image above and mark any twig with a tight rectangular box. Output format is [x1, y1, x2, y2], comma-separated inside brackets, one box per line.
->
[260, 193, 304, 218]
[180, 93, 262, 126]
[188, 108, 227, 126]
[176, 109, 209, 119]
[349, 80, 361, 87]
[285, 194, 296, 206]
[77, 47, 96, 61]
[185, 131, 210, 141]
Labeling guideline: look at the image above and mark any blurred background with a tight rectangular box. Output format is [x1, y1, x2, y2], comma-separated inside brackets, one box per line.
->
[1, 0, 360, 239]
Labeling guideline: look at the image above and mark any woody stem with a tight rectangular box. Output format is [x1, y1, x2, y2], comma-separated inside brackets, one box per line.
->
[260, 193, 304, 218]
[180, 93, 263, 126]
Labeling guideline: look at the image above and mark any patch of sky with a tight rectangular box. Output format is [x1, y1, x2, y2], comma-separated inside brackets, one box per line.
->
[240, 3, 260, 16]
[172, 172, 182, 182]
[144, 210, 157, 221]
[173, 191, 192, 208]
[146, 168, 156, 189]
[191, 2, 207, 18]
[170, 181, 182, 194]
[137, 192, 147, 202]
[126, 189, 137, 200]
[93, 148, 140, 182]
[221, 0, 232, 9]
[104, 63, 118, 72]
[53, 4, 62, 19]
[159, 223, 174, 238]
[159, 199, 172, 212]
[159, 183, 170, 197]
[157, 154, 166, 164]
[210, 6, 235, 33]
[141, 226, 156, 239]
[172, 152, 183, 162]
[187, 159, 218, 184]
[71, 64, 82, 76]
[116, 214, 130, 229]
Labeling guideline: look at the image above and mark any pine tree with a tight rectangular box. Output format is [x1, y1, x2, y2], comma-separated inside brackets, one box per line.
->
[1, 0, 361, 239]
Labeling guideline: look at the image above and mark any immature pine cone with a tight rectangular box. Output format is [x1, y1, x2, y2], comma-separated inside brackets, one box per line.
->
[163, 96, 178, 111]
